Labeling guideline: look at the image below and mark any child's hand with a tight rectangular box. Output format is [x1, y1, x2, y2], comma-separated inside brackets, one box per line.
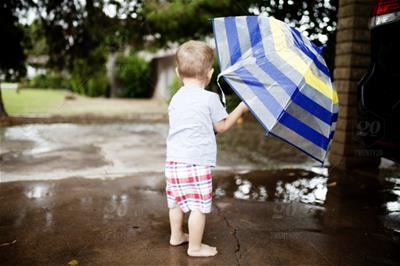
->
[239, 102, 249, 113]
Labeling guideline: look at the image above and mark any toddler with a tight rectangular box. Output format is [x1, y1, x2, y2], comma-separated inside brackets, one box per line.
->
[165, 40, 248, 257]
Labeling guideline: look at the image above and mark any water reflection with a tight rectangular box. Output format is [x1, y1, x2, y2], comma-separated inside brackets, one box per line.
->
[214, 168, 328, 205]
[233, 175, 268, 201]
[386, 201, 400, 212]
[214, 168, 400, 233]
[23, 184, 54, 229]
[25, 184, 53, 199]
[103, 193, 129, 219]
[383, 176, 400, 211]
[45, 211, 53, 228]
[381, 175, 400, 232]
[275, 176, 328, 204]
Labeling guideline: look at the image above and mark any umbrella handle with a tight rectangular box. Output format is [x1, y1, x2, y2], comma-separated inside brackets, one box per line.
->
[216, 74, 227, 109]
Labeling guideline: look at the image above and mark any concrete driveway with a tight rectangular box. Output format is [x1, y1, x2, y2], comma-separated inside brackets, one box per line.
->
[0, 121, 399, 265]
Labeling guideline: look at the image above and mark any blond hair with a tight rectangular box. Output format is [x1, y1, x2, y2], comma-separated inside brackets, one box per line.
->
[176, 40, 214, 80]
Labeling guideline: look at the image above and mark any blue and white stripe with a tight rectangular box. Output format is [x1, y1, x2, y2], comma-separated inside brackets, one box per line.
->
[212, 16, 339, 163]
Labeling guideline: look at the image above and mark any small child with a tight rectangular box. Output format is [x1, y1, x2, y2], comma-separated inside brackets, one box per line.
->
[165, 40, 248, 257]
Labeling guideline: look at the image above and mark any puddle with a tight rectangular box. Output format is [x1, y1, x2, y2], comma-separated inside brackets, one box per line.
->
[214, 168, 329, 205]
[381, 174, 400, 233]
[214, 167, 400, 234]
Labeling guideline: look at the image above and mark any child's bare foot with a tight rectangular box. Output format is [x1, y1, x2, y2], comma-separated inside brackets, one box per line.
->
[187, 244, 218, 257]
[170, 233, 189, 246]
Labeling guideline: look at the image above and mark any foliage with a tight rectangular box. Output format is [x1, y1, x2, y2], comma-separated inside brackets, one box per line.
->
[251, 0, 338, 72]
[2, 0, 339, 101]
[143, 0, 245, 47]
[22, 72, 70, 89]
[27, 0, 146, 71]
[20, 1, 148, 98]
[70, 46, 109, 97]
[70, 66, 109, 97]
[168, 76, 181, 102]
[23, 19, 48, 57]
[144, 0, 338, 71]
[115, 53, 151, 98]
[18, 0, 146, 98]
[147, 0, 338, 109]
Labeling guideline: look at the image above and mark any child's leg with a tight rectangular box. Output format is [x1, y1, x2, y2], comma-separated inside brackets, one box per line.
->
[187, 210, 217, 257]
[169, 206, 189, 245]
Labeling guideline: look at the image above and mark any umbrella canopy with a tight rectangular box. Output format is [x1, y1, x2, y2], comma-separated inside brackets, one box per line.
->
[212, 16, 338, 163]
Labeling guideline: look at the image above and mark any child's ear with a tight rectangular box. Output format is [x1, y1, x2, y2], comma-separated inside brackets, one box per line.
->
[175, 67, 181, 78]
[208, 68, 214, 79]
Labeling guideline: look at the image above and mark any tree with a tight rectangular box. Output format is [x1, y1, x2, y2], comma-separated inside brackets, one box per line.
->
[0, 0, 30, 117]
[143, 0, 337, 69]
[26, 0, 146, 96]
[143, 0, 338, 99]
[1, 0, 338, 105]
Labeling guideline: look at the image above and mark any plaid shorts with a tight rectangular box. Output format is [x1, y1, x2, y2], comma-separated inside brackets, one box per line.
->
[165, 161, 213, 214]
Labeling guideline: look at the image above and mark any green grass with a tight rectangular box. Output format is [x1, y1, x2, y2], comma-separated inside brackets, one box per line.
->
[1, 88, 67, 115]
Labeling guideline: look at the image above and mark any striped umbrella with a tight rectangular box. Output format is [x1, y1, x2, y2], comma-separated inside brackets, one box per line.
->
[212, 16, 338, 163]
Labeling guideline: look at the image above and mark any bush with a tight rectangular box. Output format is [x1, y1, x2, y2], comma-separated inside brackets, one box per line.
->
[115, 53, 150, 98]
[70, 59, 109, 97]
[70, 46, 109, 97]
[23, 72, 70, 89]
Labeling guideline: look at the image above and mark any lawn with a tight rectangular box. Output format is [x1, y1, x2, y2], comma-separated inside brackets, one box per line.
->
[0, 88, 167, 117]
[1, 88, 67, 115]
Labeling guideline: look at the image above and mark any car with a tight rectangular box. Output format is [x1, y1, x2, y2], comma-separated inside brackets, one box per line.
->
[357, 0, 400, 163]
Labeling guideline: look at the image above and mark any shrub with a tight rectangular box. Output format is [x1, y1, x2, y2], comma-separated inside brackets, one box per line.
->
[115, 53, 150, 98]
[69, 45, 110, 97]
[70, 59, 109, 97]
[23, 72, 70, 89]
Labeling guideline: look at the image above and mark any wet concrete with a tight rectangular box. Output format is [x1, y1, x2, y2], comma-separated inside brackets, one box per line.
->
[0, 121, 312, 182]
[1, 121, 399, 265]
[0, 123, 169, 181]
[0, 168, 399, 265]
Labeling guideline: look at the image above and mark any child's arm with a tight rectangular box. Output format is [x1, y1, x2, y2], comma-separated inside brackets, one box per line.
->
[213, 102, 248, 134]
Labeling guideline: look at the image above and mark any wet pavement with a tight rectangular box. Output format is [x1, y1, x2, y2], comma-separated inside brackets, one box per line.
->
[0, 120, 313, 182]
[1, 121, 400, 265]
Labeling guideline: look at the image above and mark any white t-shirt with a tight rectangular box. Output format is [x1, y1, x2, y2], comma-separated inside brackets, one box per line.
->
[166, 85, 228, 167]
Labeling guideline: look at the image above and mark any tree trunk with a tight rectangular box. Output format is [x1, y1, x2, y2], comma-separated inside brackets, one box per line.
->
[106, 52, 118, 98]
[0, 80, 8, 118]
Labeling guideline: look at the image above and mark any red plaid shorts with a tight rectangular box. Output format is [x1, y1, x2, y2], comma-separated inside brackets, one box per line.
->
[165, 161, 213, 213]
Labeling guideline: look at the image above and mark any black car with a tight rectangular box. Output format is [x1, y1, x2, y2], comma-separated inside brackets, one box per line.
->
[357, 0, 400, 163]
